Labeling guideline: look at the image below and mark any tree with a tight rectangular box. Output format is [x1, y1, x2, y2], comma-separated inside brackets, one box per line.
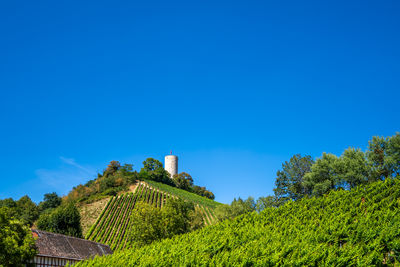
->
[367, 136, 391, 181]
[387, 133, 400, 177]
[215, 197, 256, 221]
[129, 202, 163, 247]
[39, 192, 62, 211]
[139, 158, 173, 185]
[162, 198, 195, 238]
[273, 154, 314, 203]
[336, 148, 369, 188]
[192, 185, 215, 200]
[103, 161, 121, 177]
[0, 196, 39, 226]
[37, 202, 83, 238]
[141, 158, 163, 172]
[16, 196, 39, 226]
[129, 198, 198, 248]
[303, 153, 340, 196]
[172, 172, 194, 190]
[0, 207, 37, 267]
[256, 196, 279, 212]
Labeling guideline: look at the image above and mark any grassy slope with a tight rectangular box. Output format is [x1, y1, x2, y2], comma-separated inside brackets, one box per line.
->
[142, 179, 221, 208]
[78, 197, 111, 236]
[75, 179, 400, 266]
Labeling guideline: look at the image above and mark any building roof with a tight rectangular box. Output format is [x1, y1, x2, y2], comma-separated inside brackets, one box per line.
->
[32, 229, 113, 260]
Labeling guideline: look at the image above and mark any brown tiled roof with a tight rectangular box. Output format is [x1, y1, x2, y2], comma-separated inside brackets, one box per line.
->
[32, 229, 113, 260]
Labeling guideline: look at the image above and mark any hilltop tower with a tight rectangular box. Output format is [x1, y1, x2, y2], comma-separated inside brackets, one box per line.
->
[165, 153, 178, 178]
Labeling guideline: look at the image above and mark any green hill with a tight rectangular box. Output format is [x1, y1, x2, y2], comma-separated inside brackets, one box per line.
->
[85, 180, 221, 251]
[75, 178, 400, 266]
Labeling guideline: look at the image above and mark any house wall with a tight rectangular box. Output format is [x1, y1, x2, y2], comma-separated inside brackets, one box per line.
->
[32, 255, 80, 267]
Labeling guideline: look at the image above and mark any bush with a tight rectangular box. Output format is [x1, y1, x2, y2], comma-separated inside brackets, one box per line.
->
[37, 202, 83, 238]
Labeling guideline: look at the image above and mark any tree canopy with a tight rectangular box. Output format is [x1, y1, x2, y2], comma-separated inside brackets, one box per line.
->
[128, 198, 202, 248]
[0, 207, 36, 267]
[36, 202, 83, 238]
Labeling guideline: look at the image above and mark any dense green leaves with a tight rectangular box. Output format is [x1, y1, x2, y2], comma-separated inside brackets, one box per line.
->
[276, 133, 400, 199]
[129, 198, 199, 248]
[74, 178, 400, 266]
[0, 196, 39, 226]
[38, 192, 62, 211]
[37, 202, 83, 238]
[274, 154, 314, 203]
[144, 179, 220, 208]
[215, 197, 256, 221]
[0, 207, 36, 267]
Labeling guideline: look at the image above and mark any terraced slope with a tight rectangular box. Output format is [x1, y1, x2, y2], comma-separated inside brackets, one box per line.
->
[85, 181, 220, 251]
[78, 178, 400, 266]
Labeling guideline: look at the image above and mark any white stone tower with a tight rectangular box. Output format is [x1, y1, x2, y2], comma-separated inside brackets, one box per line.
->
[165, 153, 178, 178]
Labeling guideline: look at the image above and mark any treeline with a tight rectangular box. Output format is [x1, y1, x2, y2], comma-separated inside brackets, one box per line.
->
[214, 133, 400, 221]
[272, 133, 400, 205]
[67, 158, 214, 203]
[0, 192, 82, 266]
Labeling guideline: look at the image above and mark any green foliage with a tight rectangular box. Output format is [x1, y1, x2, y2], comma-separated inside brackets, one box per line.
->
[192, 185, 215, 200]
[128, 201, 163, 247]
[141, 158, 163, 172]
[367, 133, 400, 180]
[129, 198, 197, 248]
[303, 153, 340, 196]
[139, 158, 173, 186]
[274, 154, 314, 203]
[255, 195, 279, 211]
[66, 160, 138, 203]
[172, 172, 193, 190]
[0, 207, 37, 267]
[38, 192, 62, 211]
[74, 178, 400, 266]
[37, 202, 83, 238]
[144, 179, 221, 209]
[66, 158, 215, 203]
[337, 147, 369, 188]
[215, 197, 256, 221]
[0, 196, 39, 226]
[275, 133, 400, 199]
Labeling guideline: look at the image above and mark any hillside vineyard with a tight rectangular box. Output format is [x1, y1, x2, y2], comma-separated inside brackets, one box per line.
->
[76, 178, 400, 266]
[85, 181, 218, 251]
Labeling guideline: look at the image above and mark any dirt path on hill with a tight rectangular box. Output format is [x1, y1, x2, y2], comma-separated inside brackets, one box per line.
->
[129, 181, 139, 193]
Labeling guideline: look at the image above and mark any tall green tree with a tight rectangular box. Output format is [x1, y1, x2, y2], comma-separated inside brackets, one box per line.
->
[303, 153, 340, 196]
[16, 196, 39, 226]
[385, 133, 400, 177]
[129, 198, 198, 248]
[139, 158, 172, 185]
[37, 202, 83, 238]
[336, 148, 369, 188]
[367, 136, 391, 181]
[0, 207, 37, 267]
[38, 192, 62, 211]
[273, 154, 314, 203]
[172, 172, 194, 190]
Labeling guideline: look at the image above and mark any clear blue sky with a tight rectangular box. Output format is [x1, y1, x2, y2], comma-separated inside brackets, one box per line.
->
[0, 0, 399, 204]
